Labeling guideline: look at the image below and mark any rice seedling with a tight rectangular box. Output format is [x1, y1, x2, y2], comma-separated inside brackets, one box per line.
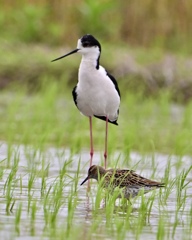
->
[66, 186, 78, 238]
[15, 202, 22, 235]
[0, 158, 5, 180]
[30, 200, 37, 235]
[176, 166, 192, 212]
[37, 158, 50, 198]
[157, 215, 165, 240]
[27, 172, 36, 213]
[93, 182, 105, 211]
[4, 153, 20, 214]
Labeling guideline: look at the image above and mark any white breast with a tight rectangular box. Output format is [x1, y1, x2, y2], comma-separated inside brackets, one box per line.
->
[76, 60, 120, 121]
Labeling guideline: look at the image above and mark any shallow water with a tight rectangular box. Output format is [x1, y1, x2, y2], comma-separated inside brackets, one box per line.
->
[0, 142, 191, 239]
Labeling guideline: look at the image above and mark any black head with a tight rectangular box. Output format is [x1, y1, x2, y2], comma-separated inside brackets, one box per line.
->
[51, 34, 101, 69]
[80, 34, 101, 53]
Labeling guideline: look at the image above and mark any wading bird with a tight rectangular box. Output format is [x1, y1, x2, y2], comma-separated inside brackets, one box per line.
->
[52, 34, 120, 169]
[81, 165, 164, 200]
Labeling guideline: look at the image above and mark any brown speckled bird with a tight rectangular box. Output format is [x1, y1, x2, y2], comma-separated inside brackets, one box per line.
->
[80, 165, 164, 199]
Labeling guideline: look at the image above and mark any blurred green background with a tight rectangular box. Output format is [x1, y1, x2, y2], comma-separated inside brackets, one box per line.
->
[1, 0, 192, 154]
[1, 0, 192, 48]
[1, 0, 192, 99]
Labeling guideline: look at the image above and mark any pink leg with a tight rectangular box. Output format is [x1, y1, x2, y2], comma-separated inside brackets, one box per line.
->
[87, 117, 93, 191]
[104, 117, 108, 169]
[89, 116, 93, 167]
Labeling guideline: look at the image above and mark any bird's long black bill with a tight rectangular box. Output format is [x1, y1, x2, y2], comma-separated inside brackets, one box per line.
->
[51, 48, 79, 62]
[80, 176, 89, 186]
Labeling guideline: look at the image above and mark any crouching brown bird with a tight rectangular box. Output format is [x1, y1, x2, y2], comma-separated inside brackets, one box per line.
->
[81, 165, 164, 199]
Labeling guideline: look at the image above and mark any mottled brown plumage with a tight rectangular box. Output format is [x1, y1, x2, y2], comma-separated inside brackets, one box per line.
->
[81, 165, 164, 199]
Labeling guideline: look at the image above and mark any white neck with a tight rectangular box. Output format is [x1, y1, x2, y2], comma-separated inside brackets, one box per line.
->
[77, 43, 100, 69]
[81, 55, 98, 68]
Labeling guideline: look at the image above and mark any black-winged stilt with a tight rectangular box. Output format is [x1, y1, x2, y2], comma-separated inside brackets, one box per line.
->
[52, 34, 120, 169]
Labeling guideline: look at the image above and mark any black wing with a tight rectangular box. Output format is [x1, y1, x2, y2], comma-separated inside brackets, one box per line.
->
[72, 86, 77, 105]
[94, 115, 118, 125]
[106, 71, 121, 98]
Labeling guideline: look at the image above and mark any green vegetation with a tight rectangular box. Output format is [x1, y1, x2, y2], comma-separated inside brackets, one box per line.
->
[1, 0, 192, 51]
[0, 1, 191, 239]
[1, 1, 192, 102]
[1, 85, 192, 155]
[0, 146, 191, 239]
[0, 85, 191, 239]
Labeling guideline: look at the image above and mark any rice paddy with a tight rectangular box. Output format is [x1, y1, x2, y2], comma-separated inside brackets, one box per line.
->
[0, 87, 191, 239]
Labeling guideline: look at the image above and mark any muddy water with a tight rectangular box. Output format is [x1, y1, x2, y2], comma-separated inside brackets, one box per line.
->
[0, 143, 191, 239]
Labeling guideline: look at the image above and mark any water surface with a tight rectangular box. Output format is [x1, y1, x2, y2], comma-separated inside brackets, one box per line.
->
[0, 143, 191, 239]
